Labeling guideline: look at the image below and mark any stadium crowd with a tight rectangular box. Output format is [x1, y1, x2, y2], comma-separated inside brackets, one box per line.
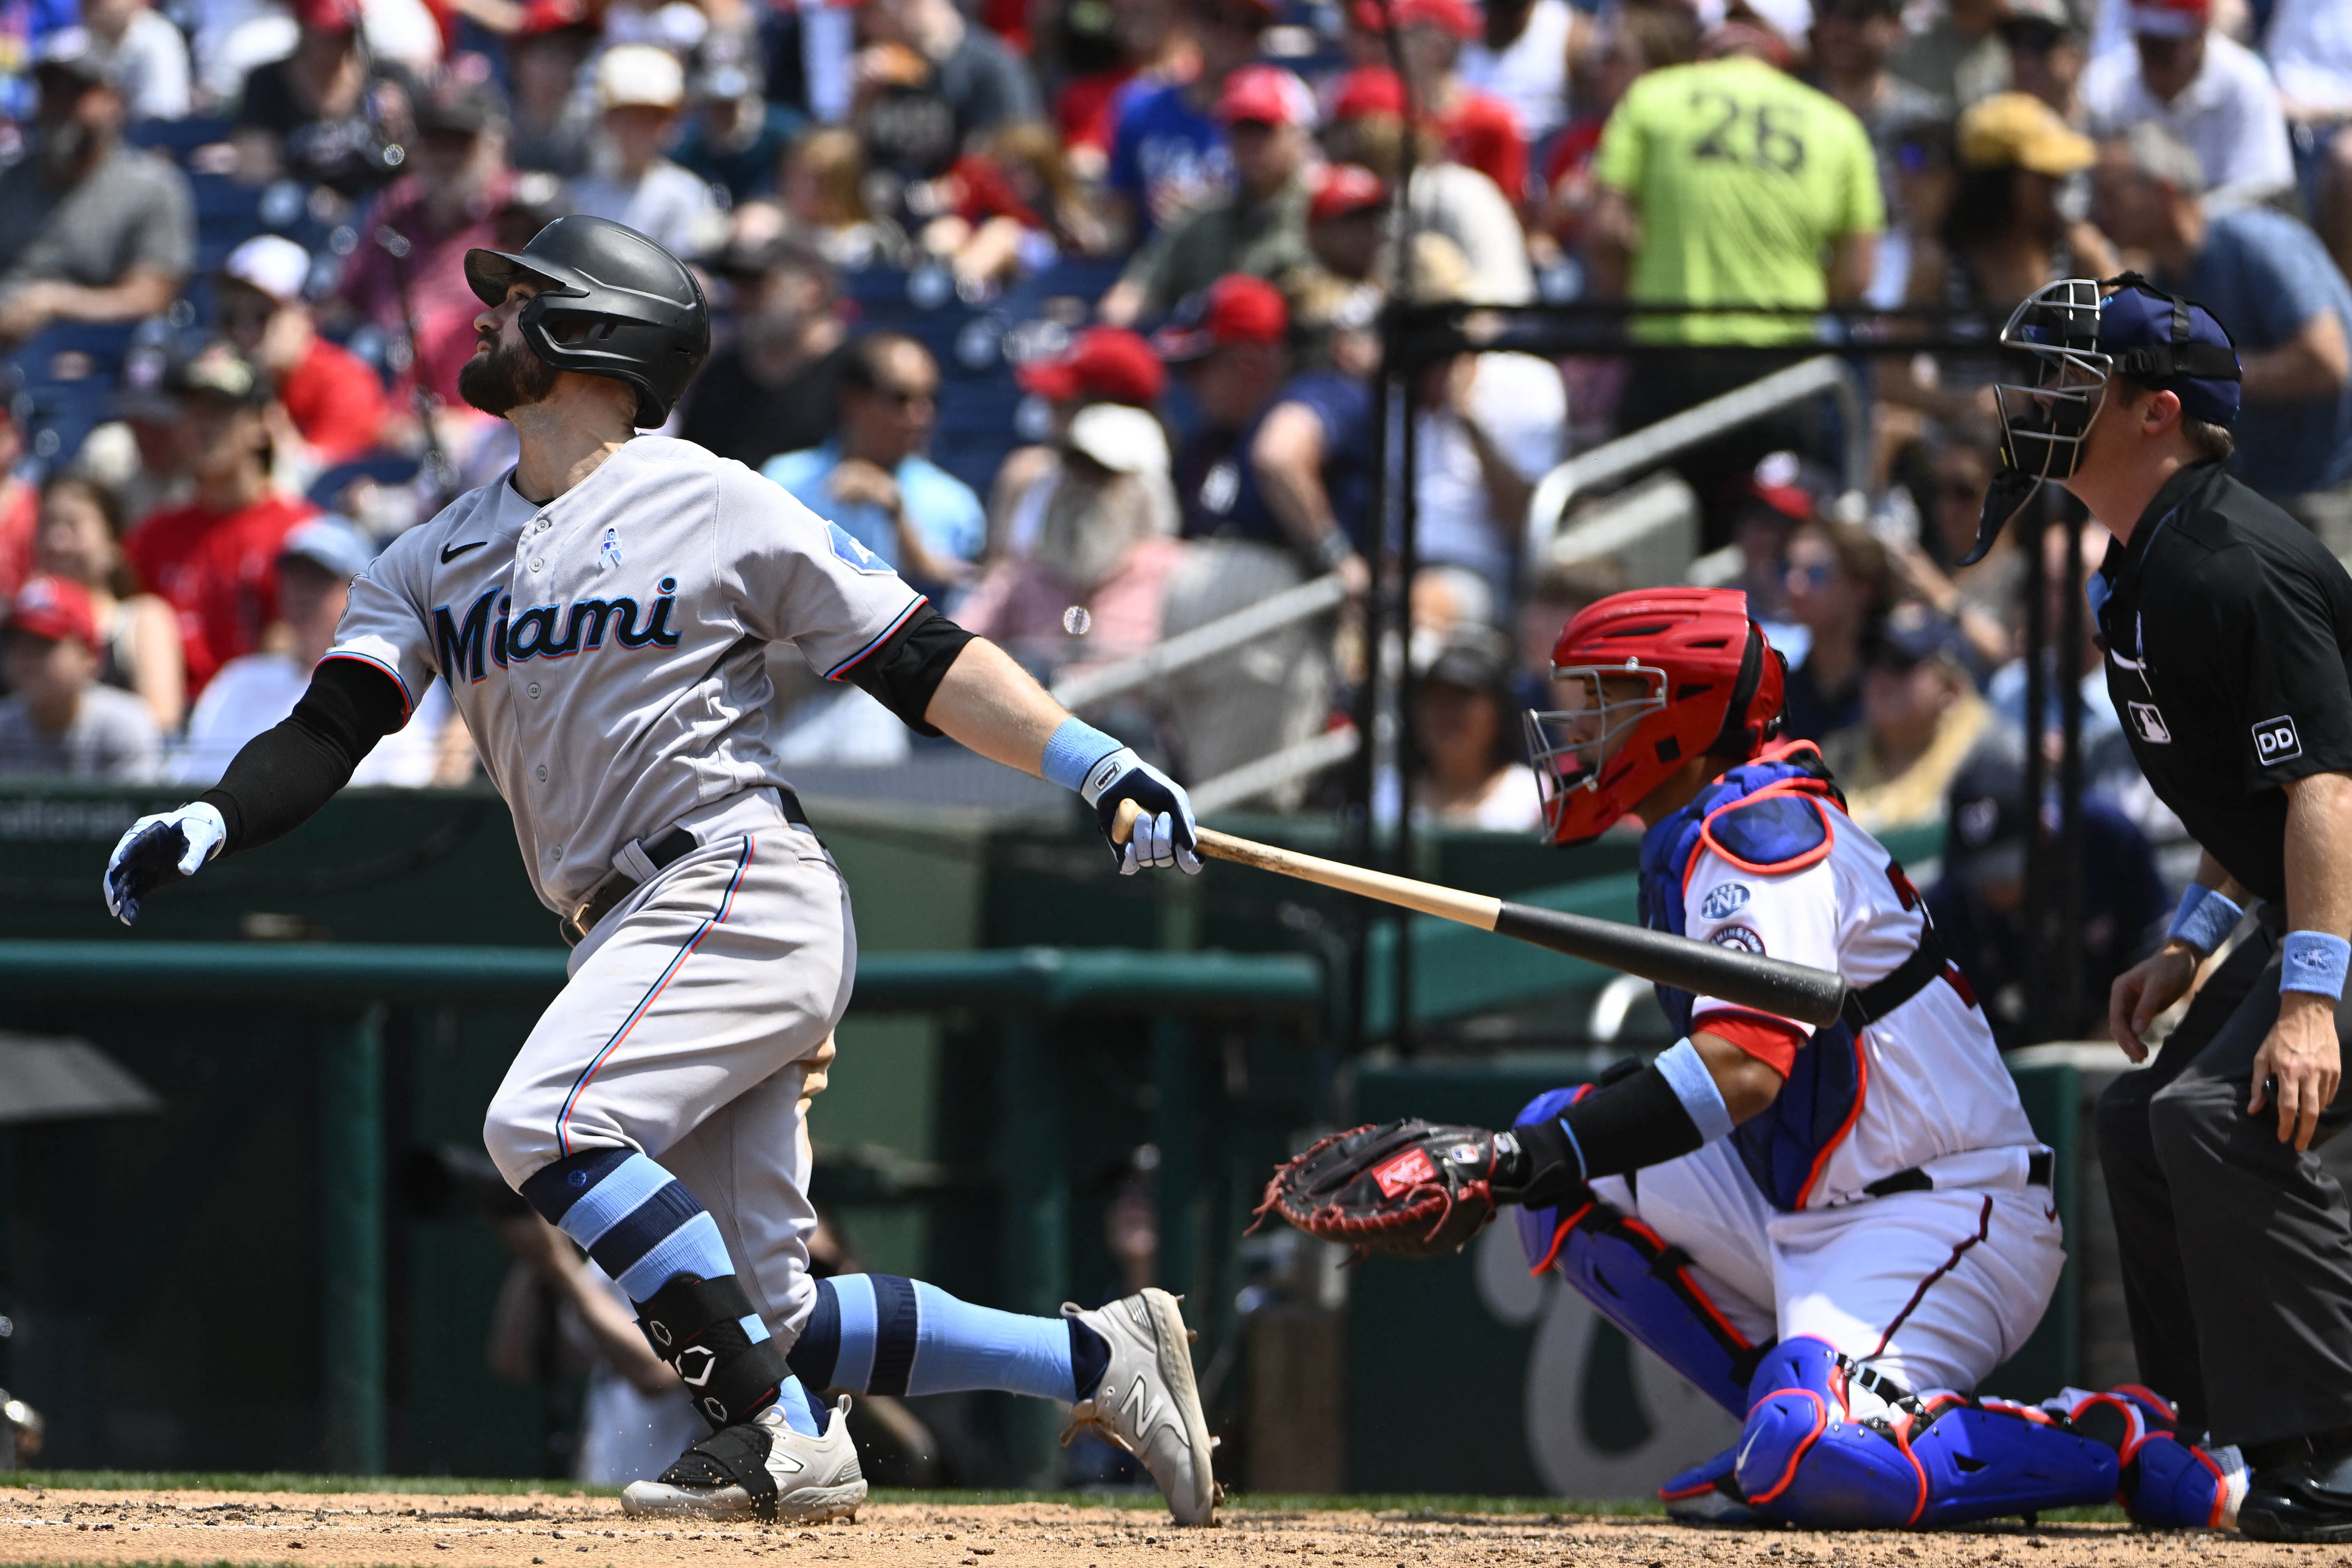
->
[0, 0, 2338, 1032]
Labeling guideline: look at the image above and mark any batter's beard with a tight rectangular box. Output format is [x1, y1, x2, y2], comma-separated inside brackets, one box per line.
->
[458, 336, 561, 417]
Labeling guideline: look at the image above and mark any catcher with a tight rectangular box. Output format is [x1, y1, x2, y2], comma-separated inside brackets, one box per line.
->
[1264, 588, 2240, 1529]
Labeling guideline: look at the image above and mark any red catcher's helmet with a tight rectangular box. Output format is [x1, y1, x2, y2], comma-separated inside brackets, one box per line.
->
[1523, 588, 1786, 844]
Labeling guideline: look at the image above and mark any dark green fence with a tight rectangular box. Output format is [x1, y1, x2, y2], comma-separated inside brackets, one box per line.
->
[0, 940, 1319, 1482]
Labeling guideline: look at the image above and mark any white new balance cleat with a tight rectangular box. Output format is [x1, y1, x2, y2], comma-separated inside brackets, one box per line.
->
[1063, 1288, 1220, 1526]
[621, 1396, 866, 1523]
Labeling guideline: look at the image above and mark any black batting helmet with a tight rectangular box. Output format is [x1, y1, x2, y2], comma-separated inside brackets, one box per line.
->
[463, 215, 710, 427]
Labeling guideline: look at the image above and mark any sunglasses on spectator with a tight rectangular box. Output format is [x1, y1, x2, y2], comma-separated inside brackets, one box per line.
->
[1788, 561, 1837, 588]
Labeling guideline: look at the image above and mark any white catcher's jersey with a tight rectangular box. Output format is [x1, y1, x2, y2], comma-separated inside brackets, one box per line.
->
[1680, 811, 2041, 1208]
[327, 436, 926, 911]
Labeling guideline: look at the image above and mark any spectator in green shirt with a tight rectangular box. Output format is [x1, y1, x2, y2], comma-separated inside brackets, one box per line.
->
[1587, 24, 1885, 543]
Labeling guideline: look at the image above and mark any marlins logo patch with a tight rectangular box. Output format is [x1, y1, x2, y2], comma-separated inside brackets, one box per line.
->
[1701, 883, 1752, 920]
[827, 521, 893, 575]
[1709, 926, 1766, 955]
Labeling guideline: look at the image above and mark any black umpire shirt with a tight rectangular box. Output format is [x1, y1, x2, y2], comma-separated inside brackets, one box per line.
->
[2094, 460, 2352, 904]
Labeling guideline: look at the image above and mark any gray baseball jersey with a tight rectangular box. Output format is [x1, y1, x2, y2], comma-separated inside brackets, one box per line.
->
[328, 435, 925, 912]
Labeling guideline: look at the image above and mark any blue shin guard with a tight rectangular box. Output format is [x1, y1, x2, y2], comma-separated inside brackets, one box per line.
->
[1734, 1339, 2119, 1529]
[1735, 1339, 1929, 1527]
[2050, 1386, 2245, 1529]
[1908, 1403, 2119, 1527]
[1514, 1087, 1763, 1419]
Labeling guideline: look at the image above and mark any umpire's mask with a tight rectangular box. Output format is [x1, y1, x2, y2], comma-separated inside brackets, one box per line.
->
[1963, 277, 2111, 565]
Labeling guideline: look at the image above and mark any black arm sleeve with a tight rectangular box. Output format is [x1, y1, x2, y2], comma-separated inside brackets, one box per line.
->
[841, 602, 977, 737]
[197, 657, 410, 855]
[1500, 1066, 1705, 1204]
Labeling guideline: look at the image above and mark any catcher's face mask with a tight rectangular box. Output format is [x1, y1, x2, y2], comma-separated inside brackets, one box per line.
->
[1523, 666, 1669, 842]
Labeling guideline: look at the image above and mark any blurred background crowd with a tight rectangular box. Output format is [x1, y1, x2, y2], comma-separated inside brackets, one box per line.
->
[0, 0, 2334, 1042]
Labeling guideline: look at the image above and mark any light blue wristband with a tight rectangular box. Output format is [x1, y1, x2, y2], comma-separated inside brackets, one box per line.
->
[1654, 1037, 1735, 1144]
[1040, 717, 1121, 793]
[2281, 932, 2352, 1000]
[2168, 884, 2245, 956]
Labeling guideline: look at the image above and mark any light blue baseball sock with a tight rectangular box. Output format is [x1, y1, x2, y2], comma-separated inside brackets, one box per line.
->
[522, 1147, 822, 1436]
[786, 1275, 1110, 1402]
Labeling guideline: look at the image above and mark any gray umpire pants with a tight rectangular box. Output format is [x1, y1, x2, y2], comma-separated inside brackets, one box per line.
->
[2096, 913, 2352, 1447]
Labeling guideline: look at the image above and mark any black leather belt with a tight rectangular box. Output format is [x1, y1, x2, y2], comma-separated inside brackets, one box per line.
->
[1864, 1149, 2054, 1199]
[560, 788, 809, 947]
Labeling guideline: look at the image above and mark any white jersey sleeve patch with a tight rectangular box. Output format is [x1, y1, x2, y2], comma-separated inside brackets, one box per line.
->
[725, 462, 929, 679]
[1683, 847, 1840, 1036]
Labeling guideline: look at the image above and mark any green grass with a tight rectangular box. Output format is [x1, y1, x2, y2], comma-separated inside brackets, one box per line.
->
[0, 1474, 2130, 1525]
[0, 1473, 620, 1497]
[0, 1475, 1637, 1513]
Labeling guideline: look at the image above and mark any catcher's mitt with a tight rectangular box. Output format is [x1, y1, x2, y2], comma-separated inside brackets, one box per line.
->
[1253, 1119, 1506, 1258]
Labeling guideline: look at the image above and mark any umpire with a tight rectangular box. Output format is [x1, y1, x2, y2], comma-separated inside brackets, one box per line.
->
[1984, 273, 2352, 1541]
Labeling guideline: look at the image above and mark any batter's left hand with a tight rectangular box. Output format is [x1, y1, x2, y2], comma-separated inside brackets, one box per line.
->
[2250, 991, 2342, 1151]
[1085, 749, 1201, 875]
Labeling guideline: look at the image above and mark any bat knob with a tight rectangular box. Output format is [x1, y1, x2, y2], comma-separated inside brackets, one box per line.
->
[1111, 797, 1142, 845]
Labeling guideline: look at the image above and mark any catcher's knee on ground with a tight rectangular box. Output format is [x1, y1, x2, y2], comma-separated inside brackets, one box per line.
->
[1732, 1338, 2117, 1529]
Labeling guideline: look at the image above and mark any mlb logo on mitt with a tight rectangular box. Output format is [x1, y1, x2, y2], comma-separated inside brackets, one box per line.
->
[2254, 715, 2303, 764]
[1372, 1146, 1438, 1198]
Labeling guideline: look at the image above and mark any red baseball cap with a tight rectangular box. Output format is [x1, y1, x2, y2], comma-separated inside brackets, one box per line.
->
[1330, 65, 1409, 121]
[1309, 162, 1387, 223]
[1215, 64, 1315, 128]
[9, 574, 96, 646]
[517, 0, 593, 37]
[1152, 274, 1289, 362]
[1016, 327, 1167, 407]
[1393, 0, 1477, 38]
[2127, 0, 2208, 34]
[293, 0, 360, 32]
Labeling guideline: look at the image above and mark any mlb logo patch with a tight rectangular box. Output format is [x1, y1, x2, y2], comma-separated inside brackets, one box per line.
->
[1371, 1147, 1438, 1198]
[827, 521, 892, 575]
[2127, 701, 2171, 744]
[2254, 715, 2303, 765]
[1701, 883, 1752, 920]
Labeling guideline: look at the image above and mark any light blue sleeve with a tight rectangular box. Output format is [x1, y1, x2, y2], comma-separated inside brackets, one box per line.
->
[759, 449, 829, 515]
[2225, 213, 2339, 346]
[904, 461, 988, 563]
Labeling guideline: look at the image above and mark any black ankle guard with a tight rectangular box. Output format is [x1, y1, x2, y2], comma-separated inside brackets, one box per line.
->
[637, 1273, 789, 1430]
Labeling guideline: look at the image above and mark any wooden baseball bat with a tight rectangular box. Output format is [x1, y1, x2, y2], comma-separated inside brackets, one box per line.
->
[1112, 799, 1849, 1028]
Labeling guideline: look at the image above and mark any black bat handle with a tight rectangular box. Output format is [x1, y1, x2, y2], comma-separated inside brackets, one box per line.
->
[1493, 902, 1850, 1028]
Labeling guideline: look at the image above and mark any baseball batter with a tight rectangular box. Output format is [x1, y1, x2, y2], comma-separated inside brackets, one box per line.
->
[99, 217, 1217, 1525]
[1315, 588, 2241, 1529]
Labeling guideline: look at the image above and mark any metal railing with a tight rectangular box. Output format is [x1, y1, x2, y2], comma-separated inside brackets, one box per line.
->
[1524, 355, 1870, 567]
[1189, 724, 1362, 815]
[1047, 570, 1348, 712]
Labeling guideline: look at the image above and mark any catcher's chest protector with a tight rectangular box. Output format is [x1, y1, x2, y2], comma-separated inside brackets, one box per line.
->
[1638, 746, 1864, 1212]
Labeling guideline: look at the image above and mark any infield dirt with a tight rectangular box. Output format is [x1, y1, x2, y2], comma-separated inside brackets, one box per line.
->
[0, 1488, 2333, 1568]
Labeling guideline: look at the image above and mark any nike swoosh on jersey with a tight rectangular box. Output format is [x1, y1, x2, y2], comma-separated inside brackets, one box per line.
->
[440, 540, 488, 563]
